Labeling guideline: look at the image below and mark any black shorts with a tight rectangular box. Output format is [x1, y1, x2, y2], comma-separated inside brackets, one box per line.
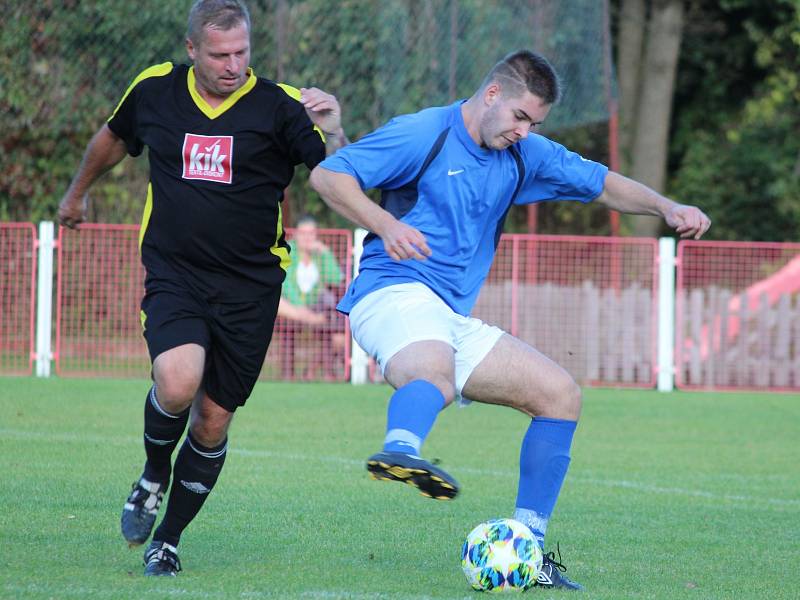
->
[140, 286, 281, 412]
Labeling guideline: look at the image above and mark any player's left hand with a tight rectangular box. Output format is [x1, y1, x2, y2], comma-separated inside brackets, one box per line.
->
[58, 192, 89, 230]
[665, 204, 711, 239]
[300, 87, 342, 136]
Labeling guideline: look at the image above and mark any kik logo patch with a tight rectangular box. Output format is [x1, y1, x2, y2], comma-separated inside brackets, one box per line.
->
[181, 133, 233, 183]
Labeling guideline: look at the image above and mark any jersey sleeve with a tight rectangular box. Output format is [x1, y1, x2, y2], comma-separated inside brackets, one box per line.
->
[107, 86, 144, 157]
[275, 84, 326, 171]
[316, 115, 434, 190]
[107, 63, 173, 158]
[514, 134, 608, 205]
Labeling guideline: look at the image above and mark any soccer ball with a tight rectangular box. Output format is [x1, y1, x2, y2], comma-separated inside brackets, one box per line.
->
[461, 518, 542, 593]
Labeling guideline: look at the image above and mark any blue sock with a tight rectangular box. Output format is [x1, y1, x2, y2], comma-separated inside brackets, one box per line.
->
[513, 417, 577, 549]
[382, 380, 445, 456]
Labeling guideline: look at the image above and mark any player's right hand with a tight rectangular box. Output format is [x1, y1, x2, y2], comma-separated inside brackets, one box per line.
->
[665, 203, 711, 240]
[58, 193, 88, 229]
[379, 219, 431, 261]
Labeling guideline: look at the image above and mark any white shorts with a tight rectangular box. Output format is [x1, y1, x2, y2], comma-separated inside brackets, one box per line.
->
[348, 282, 505, 401]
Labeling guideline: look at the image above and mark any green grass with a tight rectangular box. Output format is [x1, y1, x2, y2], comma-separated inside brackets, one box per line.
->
[1, 378, 798, 599]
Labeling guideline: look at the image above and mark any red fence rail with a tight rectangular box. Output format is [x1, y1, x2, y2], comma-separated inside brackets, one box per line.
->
[54, 224, 352, 381]
[32, 224, 800, 392]
[676, 241, 800, 391]
[473, 234, 658, 387]
[0, 223, 37, 375]
[56, 225, 148, 378]
[369, 234, 659, 387]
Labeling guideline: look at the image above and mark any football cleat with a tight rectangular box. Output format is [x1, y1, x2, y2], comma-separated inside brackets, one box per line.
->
[121, 477, 166, 546]
[143, 540, 181, 576]
[535, 545, 583, 590]
[366, 451, 459, 500]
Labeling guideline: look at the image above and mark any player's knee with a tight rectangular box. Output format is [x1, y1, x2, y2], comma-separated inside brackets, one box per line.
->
[387, 365, 456, 406]
[153, 369, 202, 411]
[189, 411, 230, 447]
[525, 372, 581, 420]
[552, 375, 582, 420]
[189, 422, 227, 448]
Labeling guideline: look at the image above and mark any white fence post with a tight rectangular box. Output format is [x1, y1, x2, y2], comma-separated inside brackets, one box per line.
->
[349, 228, 369, 384]
[35, 221, 55, 377]
[657, 237, 676, 392]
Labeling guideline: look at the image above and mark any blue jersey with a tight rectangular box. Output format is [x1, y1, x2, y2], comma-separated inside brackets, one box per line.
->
[320, 101, 608, 316]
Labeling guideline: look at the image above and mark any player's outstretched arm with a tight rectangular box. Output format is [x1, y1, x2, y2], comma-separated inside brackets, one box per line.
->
[58, 124, 128, 229]
[596, 171, 711, 239]
[300, 87, 348, 156]
[309, 166, 430, 261]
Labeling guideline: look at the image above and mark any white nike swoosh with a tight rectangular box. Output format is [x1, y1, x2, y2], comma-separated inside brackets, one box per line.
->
[447, 169, 464, 176]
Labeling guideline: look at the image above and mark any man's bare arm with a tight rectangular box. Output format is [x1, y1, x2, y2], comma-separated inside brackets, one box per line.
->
[58, 124, 129, 228]
[596, 171, 711, 239]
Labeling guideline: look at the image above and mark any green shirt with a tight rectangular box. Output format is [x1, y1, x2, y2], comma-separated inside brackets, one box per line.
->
[283, 239, 344, 306]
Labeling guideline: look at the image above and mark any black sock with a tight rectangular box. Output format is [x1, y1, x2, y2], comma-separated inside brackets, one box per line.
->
[142, 385, 189, 484]
[153, 431, 228, 546]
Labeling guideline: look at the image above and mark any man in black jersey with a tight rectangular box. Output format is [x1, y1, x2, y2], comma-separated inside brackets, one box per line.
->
[57, 0, 347, 576]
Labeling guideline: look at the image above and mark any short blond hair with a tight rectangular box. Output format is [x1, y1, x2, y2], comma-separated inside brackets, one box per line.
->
[187, 0, 251, 45]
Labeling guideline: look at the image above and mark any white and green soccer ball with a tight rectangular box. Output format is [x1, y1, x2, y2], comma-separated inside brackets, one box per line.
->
[461, 518, 543, 593]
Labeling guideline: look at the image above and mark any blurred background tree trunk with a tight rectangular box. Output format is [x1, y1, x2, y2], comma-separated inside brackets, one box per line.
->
[617, 0, 645, 173]
[617, 0, 684, 237]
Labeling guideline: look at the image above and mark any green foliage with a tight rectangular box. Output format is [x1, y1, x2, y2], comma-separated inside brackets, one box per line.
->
[0, 0, 188, 222]
[670, 0, 800, 241]
[1, 0, 609, 227]
[671, 127, 800, 241]
[4, 1, 798, 238]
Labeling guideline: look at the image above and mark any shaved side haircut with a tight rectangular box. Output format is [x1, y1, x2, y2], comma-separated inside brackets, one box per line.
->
[481, 50, 561, 104]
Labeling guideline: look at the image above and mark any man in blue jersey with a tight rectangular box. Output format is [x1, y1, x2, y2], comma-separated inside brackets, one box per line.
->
[310, 50, 710, 590]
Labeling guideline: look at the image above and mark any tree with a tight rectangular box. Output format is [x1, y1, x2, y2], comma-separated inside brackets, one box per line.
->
[615, 0, 685, 237]
[669, 0, 800, 241]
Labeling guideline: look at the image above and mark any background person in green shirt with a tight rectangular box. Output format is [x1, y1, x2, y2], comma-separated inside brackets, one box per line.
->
[278, 215, 346, 378]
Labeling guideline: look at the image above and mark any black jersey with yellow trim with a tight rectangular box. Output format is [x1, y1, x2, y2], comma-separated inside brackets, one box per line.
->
[107, 62, 326, 301]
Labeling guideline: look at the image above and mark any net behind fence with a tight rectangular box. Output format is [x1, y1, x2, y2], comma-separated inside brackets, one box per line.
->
[2, 0, 612, 222]
[0, 223, 36, 375]
[676, 241, 800, 391]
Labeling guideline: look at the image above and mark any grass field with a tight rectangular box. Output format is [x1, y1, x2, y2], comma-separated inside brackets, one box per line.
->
[1, 378, 798, 599]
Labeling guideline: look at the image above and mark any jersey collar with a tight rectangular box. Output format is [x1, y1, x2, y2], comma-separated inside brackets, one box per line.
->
[453, 100, 492, 160]
[187, 66, 256, 119]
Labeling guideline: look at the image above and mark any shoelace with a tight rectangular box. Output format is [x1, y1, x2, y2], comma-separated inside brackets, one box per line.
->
[147, 546, 182, 573]
[130, 482, 150, 502]
[129, 482, 163, 510]
[543, 543, 568, 573]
